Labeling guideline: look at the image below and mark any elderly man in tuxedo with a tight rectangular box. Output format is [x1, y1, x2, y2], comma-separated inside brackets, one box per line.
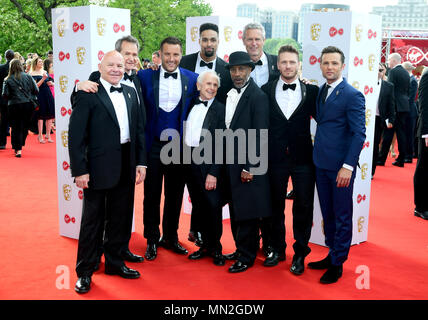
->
[69, 51, 147, 294]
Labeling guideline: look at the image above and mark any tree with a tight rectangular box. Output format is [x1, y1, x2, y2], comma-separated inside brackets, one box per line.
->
[264, 38, 302, 60]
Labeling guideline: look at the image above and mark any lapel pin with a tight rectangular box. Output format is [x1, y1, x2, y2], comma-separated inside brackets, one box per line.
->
[336, 91, 340, 96]
[128, 93, 131, 99]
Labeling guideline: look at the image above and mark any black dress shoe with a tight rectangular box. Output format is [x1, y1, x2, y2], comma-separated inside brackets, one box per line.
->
[223, 251, 239, 260]
[159, 238, 188, 255]
[188, 231, 203, 247]
[228, 260, 252, 273]
[414, 209, 428, 220]
[75, 276, 91, 294]
[320, 265, 343, 284]
[188, 248, 209, 260]
[121, 250, 144, 262]
[263, 252, 286, 267]
[290, 255, 305, 275]
[212, 252, 226, 266]
[262, 245, 274, 257]
[286, 189, 295, 200]
[392, 160, 404, 167]
[404, 158, 413, 164]
[145, 243, 158, 261]
[308, 255, 331, 270]
[105, 265, 140, 279]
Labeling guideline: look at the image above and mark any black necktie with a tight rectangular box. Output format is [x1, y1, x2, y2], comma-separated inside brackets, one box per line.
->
[195, 98, 208, 106]
[200, 61, 213, 69]
[283, 83, 296, 91]
[321, 85, 331, 103]
[164, 72, 178, 79]
[255, 60, 263, 66]
[110, 86, 123, 93]
[123, 72, 133, 82]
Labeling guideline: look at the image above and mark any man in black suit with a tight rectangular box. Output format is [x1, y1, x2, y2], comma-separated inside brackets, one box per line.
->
[72, 35, 146, 264]
[185, 70, 227, 266]
[372, 63, 396, 178]
[69, 51, 147, 294]
[242, 22, 280, 88]
[403, 61, 418, 163]
[261, 45, 318, 275]
[378, 53, 410, 167]
[414, 70, 428, 221]
[179, 23, 232, 247]
[0, 49, 15, 149]
[222, 51, 271, 273]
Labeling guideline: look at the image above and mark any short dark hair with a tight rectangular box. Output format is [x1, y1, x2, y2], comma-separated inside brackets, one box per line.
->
[46, 50, 53, 56]
[321, 46, 345, 64]
[160, 37, 182, 52]
[115, 35, 140, 52]
[199, 23, 219, 35]
[5, 49, 15, 61]
[278, 45, 299, 59]
[152, 51, 160, 58]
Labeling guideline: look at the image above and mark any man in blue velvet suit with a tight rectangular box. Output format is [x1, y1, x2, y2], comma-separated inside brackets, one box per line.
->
[308, 46, 366, 284]
[137, 37, 199, 261]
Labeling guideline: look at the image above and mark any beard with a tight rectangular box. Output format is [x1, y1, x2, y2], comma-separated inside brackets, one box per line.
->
[203, 48, 215, 58]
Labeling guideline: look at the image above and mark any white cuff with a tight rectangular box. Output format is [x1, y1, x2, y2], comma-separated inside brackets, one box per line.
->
[342, 164, 354, 172]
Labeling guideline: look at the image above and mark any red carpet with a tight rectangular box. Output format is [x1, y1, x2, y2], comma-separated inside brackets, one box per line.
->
[0, 133, 427, 300]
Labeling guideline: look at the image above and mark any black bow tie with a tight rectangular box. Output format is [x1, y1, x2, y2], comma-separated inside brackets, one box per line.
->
[123, 72, 133, 82]
[200, 60, 213, 69]
[164, 72, 178, 79]
[196, 98, 208, 106]
[110, 86, 123, 93]
[255, 60, 263, 66]
[283, 83, 296, 91]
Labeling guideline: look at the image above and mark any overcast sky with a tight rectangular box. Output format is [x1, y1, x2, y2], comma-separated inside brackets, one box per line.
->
[206, 0, 399, 16]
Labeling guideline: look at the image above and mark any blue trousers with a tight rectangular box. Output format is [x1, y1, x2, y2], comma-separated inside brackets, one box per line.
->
[315, 167, 356, 266]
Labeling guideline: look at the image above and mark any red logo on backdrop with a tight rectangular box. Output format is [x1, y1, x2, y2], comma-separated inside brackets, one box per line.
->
[73, 22, 85, 33]
[113, 23, 125, 33]
[357, 194, 367, 204]
[64, 214, 76, 224]
[223, 54, 229, 62]
[61, 106, 72, 117]
[354, 57, 363, 66]
[98, 50, 105, 61]
[62, 161, 70, 171]
[368, 29, 377, 39]
[59, 51, 70, 62]
[238, 30, 243, 40]
[329, 27, 343, 37]
[407, 47, 428, 65]
[362, 141, 370, 150]
[188, 195, 191, 203]
[74, 79, 80, 87]
[309, 55, 320, 65]
[364, 85, 373, 95]
[78, 190, 83, 200]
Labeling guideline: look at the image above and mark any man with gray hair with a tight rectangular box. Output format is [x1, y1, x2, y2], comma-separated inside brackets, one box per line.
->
[378, 52, 410, 167]
[242, 22, 279, 87]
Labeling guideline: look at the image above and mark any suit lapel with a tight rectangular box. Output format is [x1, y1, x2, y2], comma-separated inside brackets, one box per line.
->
[200, 101, 217, 143]
[96, 82, 120, 128]
[270, 79, 287, 121]
[180, 69, 189, 116]
[230, 80, 253, 129]
[152, 70, 160, 116]
[122, 86, 133, 126]
[289, 80, 307, 119]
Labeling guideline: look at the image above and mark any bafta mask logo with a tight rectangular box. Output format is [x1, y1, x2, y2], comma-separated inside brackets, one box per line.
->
[76, 47, 86, 65]
[310, 24, 321, 41]
[368, 54, 376, 71]
[352, 81, 360, 90]
[57, 19, 66, 38]
[97, 18, 106, 36]
[309, 79, 319, 86]
[365, 109, 372, 127]
[63, 184, 72, 201]
[190, 26, 198, 42]
[361, 163, 368, 180]
[59, 75, 68, 93]
[355, 24, 363, 42]
[358, 216, 365, 232]
[224, 26, 232, 42]
[321, 219, 325, 235]
[61, 130, 68, 148]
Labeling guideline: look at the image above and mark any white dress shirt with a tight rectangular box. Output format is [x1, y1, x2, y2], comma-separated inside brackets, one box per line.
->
[275, 78, 301, 119]
[121, 70, 140, 104]
[185, 98, 214, 147]
[225, 84, 249, 129]
[250, 52, 269, 87]
[195, 52, 217, 75]
[100, 78, 130, 144]
[159, 67, 182, 112]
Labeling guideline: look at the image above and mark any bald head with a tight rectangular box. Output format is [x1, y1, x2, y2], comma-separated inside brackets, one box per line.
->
[388, 53, 402, 69]
[98, 50, 125, 86]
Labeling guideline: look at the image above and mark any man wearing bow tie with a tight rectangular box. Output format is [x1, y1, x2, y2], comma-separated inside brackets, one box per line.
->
[69, 51, 147, 293]
[137, 37, 199, 261]
[261, 45, 318, 275]
[242, 22, 280, 88]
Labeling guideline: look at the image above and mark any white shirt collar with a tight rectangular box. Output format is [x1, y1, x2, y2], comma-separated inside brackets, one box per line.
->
[326, 76, 343, 90]
[160, 66, 180, 80]
[197, 97, 215, 108]
[100, 77, 121, 92]
[279, 77, 299, 87]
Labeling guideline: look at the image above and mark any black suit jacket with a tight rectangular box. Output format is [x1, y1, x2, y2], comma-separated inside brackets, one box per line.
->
[68, 80, 146, 190]
[265, 52, 280, 83]
[0, 61, 10, 105]
[225, 78, 271, 221]
[179, 52, 233, 105]
[262, 79, 318, 165]
[417, 72, 428, 137]
[409, 75, 418, 117]
[378, 80, 396, 124]
[388, 65, 410, 113]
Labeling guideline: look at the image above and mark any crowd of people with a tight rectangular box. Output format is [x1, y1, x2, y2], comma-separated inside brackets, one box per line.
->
[2, 21, 427, 295]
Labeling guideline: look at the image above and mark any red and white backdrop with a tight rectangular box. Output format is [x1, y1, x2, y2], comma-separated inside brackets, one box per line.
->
[302, 12, 382, 246]
[52, 6, 131, 239]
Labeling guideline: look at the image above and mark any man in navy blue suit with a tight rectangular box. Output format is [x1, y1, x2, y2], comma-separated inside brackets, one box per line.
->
[137, 37, 199, 261]
[308, 46, 366, 284]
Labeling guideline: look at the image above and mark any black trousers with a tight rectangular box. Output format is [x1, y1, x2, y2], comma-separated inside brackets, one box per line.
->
[8, 103, 33, 151]
[372, 116, 386, 176]
[143, 139, 185, 243]
[379, 111, 409, 163]
[414, 137, 428, 211]
[405, 110, 418, 160]
[0, 101, 9, 147]
[76, 143, 134, 277]
[185, 163, 223, 253]
[268, 159, 315, 257]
